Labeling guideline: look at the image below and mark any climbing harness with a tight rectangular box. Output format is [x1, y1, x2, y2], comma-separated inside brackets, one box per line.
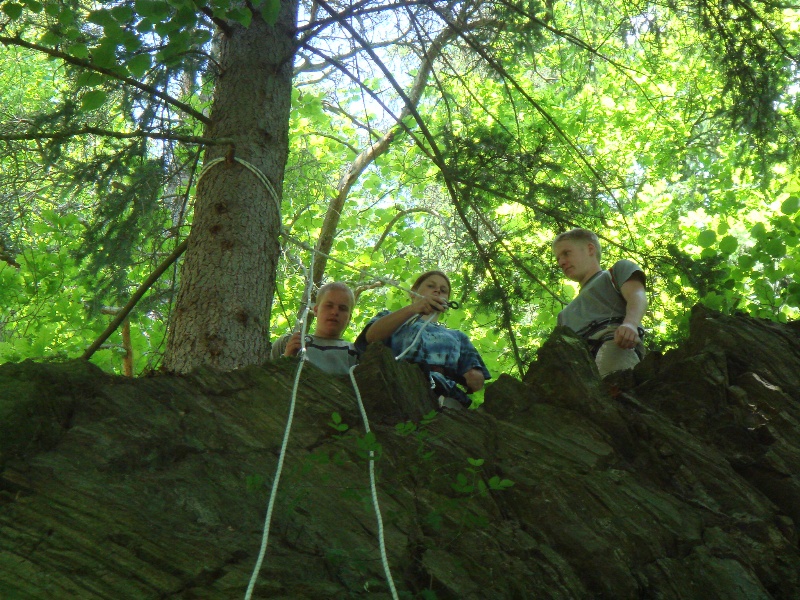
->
[580, 317, 646, 360]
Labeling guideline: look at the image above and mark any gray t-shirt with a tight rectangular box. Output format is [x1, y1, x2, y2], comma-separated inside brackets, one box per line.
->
[557, 259, 644, 338]
[270, 334, 358, 376]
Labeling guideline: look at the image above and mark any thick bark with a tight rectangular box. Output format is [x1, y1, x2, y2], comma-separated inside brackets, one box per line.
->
[163, 5, 299, 373]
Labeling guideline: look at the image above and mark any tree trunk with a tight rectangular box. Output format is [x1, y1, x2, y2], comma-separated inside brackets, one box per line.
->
[163, 5, 298, 373]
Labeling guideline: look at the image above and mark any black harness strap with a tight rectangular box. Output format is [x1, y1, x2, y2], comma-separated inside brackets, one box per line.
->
[581, 318, 646, 360]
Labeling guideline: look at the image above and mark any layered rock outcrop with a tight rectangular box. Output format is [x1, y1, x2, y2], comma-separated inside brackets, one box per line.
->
[1, 305, 799, 598]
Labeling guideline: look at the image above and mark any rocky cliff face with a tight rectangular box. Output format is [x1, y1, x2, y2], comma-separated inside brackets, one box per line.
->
[1, 305, 799, 599]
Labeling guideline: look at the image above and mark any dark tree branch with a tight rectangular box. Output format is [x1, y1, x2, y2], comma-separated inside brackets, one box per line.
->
[295, 38, 400, 75]
[297, 0, 426, 38]
[371, 208, 446, 253]
[197, 5, 234, 36]
[0, 128, 230, 145]
[309, 131, 360, 154]
[82, 239, 188, 362]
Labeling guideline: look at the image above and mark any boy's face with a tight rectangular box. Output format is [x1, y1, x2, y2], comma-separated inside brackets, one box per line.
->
[412, 274, 450, 302]
[313, 289, 353, 339]
[553, 239, 599, 285]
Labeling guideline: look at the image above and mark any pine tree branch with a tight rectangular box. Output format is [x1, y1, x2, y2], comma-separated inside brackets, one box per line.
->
[423, 4, 624, 210]
[0, 35, 210, 125]
[197, 5, 234, 36]
[0, 128, 230, 145]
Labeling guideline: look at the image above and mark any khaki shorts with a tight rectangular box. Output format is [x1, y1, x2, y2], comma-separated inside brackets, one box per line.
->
[588, 325, 644, 377]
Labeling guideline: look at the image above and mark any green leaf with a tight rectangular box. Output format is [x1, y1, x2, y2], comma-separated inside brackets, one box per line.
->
[63, 26, 81, 41]
[488, 476, 514, 490]
[154, 20, 178, 36]
[57, 5, 73, 24]
[88, 8, 116, 28]
[135, 0, 170, 20]
[2, 2, 24, 19]
[467, 457, 484, 467]
[126, 54, 151, 78]
[751, 222, 767, 240]
[173, 6, 197, 28]
[697, 230, 716, 248]
[39, 30, 59, 45]
[68, 43, 89, 59]
[110, 5, 134, 22]
[22, 0, 41, 12]
[738, 255, 756, 270]
[100, 22, 125, 42]
[328, 414, 348, 432]
[76, 72, 107, 88]
[122, 37, 143, 54]
[394, 421, 416, 436]
[91, 42, 118, 68]
[81, 90, 108, 112]
[135, 18, 154, 33]
[227, 6, 252, 27]
[781, 196, 799, 215]
[263, 0, 280, 24]
[718, 235, 738, 254]
[764, 239, 786, 258]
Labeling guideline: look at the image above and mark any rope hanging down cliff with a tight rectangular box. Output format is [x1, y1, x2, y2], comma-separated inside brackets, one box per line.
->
[207, 158, 401, 600]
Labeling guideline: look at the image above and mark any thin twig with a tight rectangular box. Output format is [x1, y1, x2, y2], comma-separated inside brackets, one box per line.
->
[82, 239, 188, 362]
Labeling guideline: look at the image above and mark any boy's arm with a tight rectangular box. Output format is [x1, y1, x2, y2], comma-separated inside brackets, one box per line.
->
[614, 277, 647, 349]
[462, 368, 485, 393]
[365, 295, 447, 343]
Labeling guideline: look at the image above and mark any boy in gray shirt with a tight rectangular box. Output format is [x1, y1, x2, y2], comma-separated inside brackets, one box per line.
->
[270, 282, 358, 375]
[552, 229, 647, 377]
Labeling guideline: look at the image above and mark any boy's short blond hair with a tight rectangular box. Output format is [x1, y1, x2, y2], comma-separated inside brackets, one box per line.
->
[315, 282, 355, 309]
[553, 228, 602, 262]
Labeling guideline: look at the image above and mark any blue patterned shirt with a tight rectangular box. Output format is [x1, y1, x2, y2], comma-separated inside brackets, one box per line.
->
[356, 310, 491, 389]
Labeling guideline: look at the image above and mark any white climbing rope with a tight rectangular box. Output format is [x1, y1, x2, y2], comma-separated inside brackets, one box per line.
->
[196, 155, 425, 302]
[208, 154, 399, 598]
[395, 313, 438, 361]
[198, 156, 410, 600]
[245, 270, 313, 600]
[197, 156, 281, 217]
[348, 364, 400, 600]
